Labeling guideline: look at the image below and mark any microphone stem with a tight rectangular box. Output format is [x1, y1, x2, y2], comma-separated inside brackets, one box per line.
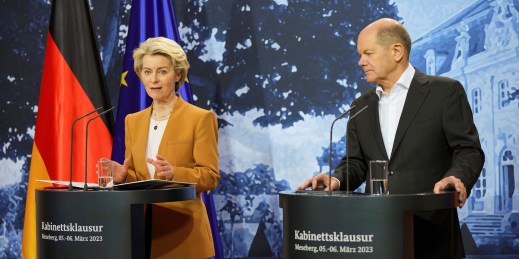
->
[84, 121, 90, 191]
[84, 107, 115, 191]
[328, 105, 356, 195]
[68, 107, 102, 191]
[328, 120, 337, 196]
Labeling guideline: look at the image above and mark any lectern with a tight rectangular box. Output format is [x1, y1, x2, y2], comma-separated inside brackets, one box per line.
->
[279, 191, 459, 259]
[36, 186, 195, 259]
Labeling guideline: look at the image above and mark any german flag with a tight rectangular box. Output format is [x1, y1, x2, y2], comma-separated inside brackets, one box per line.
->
[21, 0, 113, 258]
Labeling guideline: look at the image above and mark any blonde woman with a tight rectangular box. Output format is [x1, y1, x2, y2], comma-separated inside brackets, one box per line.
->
[113, 37, 219, 259]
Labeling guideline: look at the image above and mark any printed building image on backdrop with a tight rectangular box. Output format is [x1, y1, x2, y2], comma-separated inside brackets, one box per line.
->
[407, 0, 519, 254]
[0, 0, 518, 258]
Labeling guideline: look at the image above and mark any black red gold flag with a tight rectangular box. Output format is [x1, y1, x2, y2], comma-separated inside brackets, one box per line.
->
[22, 0, 113, 257]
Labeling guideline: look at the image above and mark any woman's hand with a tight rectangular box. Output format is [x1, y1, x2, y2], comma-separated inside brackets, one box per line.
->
[112, 158, 129, 184]
[146, 155, 174, 181]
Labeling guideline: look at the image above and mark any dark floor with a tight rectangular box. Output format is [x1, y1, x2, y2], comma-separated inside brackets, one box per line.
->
[236, 256, 518, 259]
[465, 256, 519, 258]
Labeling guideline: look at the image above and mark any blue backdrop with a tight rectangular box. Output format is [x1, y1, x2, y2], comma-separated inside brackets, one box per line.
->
[1, 0, 518, 258]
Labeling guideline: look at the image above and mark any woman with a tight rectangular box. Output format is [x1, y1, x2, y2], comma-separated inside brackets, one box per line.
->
[113, 37, 219, 258]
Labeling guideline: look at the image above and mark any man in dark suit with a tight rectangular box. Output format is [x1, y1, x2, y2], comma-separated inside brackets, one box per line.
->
[298, 18, 485, 258]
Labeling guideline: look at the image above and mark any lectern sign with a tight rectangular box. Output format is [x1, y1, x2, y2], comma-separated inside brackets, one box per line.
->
[293, 230, 374, 255]
[36, 191, 131, 259]
[40, 222, 105, 243]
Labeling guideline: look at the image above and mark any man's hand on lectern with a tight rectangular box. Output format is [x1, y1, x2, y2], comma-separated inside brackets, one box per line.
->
[433, 176, 467, 208]
[297, 173, 340, 191]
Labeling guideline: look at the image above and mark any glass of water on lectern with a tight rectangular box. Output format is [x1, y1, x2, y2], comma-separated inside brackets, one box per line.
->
[97, 158, 114, 190]
[369, 160, 389, 195]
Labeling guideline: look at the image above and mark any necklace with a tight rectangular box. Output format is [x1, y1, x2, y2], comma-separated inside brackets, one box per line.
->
[152, 97, 178, 130]
[153, 110, 172, 130]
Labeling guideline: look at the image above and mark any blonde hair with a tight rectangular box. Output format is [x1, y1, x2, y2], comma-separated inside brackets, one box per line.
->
[133, 37, 190, 91]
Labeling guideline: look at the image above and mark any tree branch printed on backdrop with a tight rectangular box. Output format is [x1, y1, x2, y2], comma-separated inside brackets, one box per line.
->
[175, 0, 400, 128]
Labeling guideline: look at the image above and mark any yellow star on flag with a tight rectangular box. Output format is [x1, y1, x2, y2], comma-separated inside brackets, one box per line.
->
[121, 71, 128, 87]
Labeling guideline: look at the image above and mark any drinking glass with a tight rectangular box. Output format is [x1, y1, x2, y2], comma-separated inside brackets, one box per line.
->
[369, 160, 389, 195]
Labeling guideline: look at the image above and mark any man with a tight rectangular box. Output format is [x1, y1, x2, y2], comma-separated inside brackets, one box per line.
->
[298, 18, 484, 258]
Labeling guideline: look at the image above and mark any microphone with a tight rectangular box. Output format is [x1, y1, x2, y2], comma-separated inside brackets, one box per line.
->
[68, 107, 103, 191]
[83, 107, 115, 191]
[344, 105, 368, 195]
[327, 105, 356, 195]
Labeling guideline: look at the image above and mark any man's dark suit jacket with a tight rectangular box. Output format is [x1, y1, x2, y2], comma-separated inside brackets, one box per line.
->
[334, 69, 485, 258]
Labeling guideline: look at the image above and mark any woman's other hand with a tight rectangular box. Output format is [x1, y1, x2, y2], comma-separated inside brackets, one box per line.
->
[146, 155, 174, 181]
